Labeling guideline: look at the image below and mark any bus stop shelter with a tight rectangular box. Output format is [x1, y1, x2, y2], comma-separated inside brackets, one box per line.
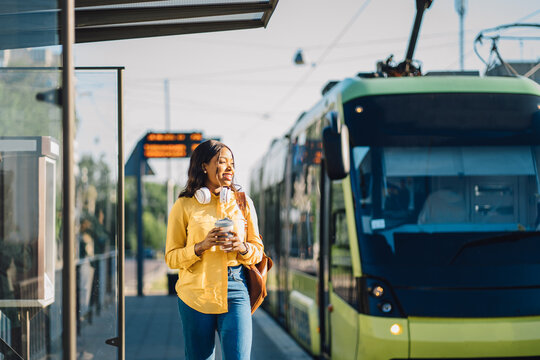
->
[0, 1, 278, 359]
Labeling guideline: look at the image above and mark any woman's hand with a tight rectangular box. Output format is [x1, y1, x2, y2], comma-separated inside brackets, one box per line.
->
[221, 231, 248, 254]
[194, 228, 228, 256]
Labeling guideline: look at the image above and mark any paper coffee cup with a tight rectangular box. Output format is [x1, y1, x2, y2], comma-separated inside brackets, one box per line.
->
[215, 217, 234, 250]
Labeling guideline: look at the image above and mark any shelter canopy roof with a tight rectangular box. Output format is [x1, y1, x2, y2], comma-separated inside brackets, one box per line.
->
[0, 0, 278, 49]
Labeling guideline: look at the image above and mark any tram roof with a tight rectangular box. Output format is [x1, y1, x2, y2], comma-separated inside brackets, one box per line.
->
[0, 0, 279, 50]
[337, 75, 540, 104]
[286, 74, 540, 143]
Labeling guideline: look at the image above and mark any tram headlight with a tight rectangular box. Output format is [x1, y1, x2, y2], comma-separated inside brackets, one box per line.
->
[362, 277, 405, 318]
[390, 323, 403, 335]
[378, 302, 393, 313]
[370, 285, 384, 297]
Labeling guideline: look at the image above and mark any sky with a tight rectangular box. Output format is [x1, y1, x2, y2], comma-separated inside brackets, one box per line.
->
[73, 0, 540, 192]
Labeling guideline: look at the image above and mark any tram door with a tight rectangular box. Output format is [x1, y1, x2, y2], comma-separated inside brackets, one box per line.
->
[327, 179, 359, 360]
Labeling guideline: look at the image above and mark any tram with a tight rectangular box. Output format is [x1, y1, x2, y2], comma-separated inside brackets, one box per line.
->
[249, 5, 540, 358]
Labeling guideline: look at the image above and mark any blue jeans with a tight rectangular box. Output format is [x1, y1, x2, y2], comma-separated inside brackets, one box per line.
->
[177, 266, 252, 360]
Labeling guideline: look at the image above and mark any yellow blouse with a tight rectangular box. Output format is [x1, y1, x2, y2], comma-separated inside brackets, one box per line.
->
[165, 192, 264, 314]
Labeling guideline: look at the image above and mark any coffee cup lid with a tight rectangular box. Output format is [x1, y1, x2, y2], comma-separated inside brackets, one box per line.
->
[215, 217, 233, 227]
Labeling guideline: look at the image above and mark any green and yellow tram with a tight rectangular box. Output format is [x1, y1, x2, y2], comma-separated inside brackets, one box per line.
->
[250, 74, 540, 359]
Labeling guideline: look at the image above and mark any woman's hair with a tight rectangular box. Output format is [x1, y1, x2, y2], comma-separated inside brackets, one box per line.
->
[179, 139, 239, 198]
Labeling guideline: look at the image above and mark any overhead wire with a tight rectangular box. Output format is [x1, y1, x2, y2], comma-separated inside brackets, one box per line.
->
[127, 77, 321, 87]
[265, 0, 372, 119]
[124, 42, 465, 130]
[515, 8, 540, 23]
[128, 64, 295, 83]
[227, 0, 375, 145]
[321, 40, 460, 66]
[124, 94, 264, 117]
[126, 31, 475, 85]
[444, 49, 476, 70]
[124, 89, 297, 119]
[125, 5, 540, 135]
[300, 30, 475, 50]
[171, 29, 470, 52]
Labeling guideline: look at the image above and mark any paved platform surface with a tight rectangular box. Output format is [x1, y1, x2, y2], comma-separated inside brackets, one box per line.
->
[126, 295, 312, 360]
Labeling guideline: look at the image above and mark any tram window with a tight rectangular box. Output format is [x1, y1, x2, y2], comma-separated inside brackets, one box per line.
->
[353, 147, 372, 208]
[288, 122, 323, 275]
[262, 185, 281, 260]
[377, 146, 539, 230]
[351, 145, 540, 268]
[330, 180, 358, 307]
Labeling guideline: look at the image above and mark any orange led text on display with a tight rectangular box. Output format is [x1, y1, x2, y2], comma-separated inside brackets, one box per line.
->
[142, 132, 203, 158]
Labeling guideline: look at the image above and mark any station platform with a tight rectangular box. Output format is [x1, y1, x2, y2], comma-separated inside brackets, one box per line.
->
[126, 295, 312, 360]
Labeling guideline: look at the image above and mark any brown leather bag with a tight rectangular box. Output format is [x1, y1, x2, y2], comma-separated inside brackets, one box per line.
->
[235, 191, 273, 314]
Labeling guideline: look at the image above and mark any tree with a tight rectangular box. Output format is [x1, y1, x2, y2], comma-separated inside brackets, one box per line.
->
[143, 211, 167, 251]
[0, 70, 62, 138]
[125, 180, 169, 256]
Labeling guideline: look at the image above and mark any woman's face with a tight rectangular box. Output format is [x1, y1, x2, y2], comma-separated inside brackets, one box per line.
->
[203, 147, 235, 190]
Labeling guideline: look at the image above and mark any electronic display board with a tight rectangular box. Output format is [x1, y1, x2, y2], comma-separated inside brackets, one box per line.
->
[143, 132, 203, 159]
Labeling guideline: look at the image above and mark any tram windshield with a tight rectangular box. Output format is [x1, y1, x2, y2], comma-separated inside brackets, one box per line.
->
[353, 145, 540, 267]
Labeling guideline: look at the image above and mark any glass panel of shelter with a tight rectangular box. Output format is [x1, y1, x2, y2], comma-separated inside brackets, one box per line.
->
[0, 4, 64, 352]
[74, 70, 119, 359]
[0, 66, 121, 359]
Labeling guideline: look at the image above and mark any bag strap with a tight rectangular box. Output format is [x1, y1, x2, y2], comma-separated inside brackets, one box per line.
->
[235, 191, 248, 219]
[235, 192, 272, 271]
[235, 191, 249, 236]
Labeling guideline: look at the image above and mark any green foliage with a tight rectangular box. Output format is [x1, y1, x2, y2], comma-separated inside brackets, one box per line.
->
[143, 211, 166, 251]
[125, 178, 137, 254]
[125, 179, 169, 254]
[144, 182, 168, 220]
[76, 154, 116, 254]
[0, 71, 62, 137]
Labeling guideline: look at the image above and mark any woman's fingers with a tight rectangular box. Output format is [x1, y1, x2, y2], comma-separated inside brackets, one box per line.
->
[206, 228, 225, 241]
[208, 227, 221, 237]
[223, 236, 247, 253]
[202, 229, 245, 252]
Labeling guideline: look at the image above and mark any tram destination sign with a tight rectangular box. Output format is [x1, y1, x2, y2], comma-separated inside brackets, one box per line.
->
[143, 132, 203, 158]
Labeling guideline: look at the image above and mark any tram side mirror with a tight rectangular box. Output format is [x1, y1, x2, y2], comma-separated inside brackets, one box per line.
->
[322, 111, 350, 180]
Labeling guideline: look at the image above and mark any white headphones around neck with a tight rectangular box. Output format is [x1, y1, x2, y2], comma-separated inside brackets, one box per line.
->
[194, 187, 231, 204]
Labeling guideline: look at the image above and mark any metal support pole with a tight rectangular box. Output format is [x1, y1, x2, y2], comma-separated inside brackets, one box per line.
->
[61, 0, 77, 357]
[165, 79, 174, 217]
[136, 151, 144, 296]
[459, 12, 464, 70]
[455, 0, 467, 71]
[164, 79, 170, 131]
[117, 68, 126, 360]
[23, 311, 29, 359]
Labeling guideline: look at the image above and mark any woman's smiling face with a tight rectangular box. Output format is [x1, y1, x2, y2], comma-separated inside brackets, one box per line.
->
[203, 147, 235, 192]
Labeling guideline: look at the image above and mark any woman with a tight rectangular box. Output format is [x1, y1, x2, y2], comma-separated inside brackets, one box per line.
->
[165, 139, 264, 360]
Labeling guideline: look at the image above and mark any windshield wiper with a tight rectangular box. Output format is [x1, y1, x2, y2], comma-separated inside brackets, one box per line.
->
[448, 231, 540, 265]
